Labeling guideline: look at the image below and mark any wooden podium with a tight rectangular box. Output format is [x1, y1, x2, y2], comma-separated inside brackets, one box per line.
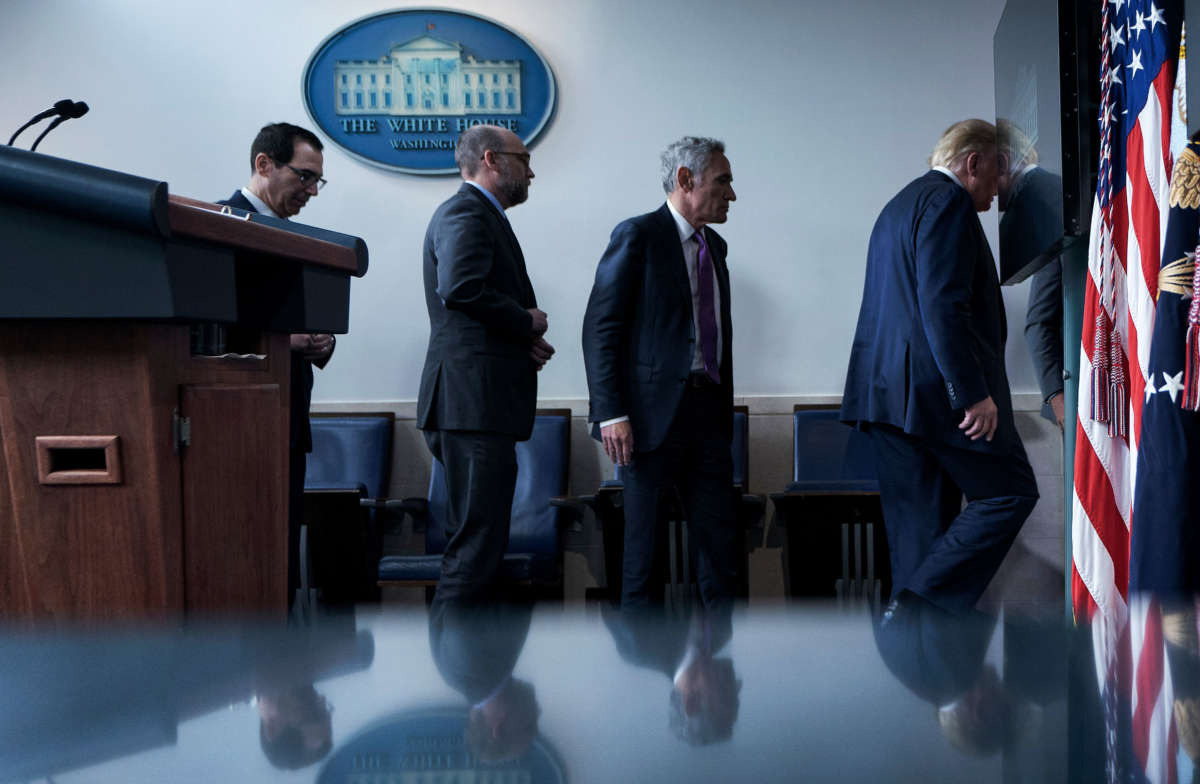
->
[0, 146, 367, 622]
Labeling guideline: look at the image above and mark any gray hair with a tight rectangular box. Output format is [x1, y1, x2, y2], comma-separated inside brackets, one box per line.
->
[454, 124, 509, 177]
[660, 136, 725, 195]
[929, 119, 996, 170]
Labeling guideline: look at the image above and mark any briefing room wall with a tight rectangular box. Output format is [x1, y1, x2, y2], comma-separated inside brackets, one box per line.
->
[1, 0, 1031, 405]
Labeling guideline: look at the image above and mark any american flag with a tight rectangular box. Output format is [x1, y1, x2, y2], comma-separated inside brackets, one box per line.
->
[1075, 1, 1185, 782]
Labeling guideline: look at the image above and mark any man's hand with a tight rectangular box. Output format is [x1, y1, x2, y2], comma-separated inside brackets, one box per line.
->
[1049, 392, 1065, 432]
[527, 308, 548, 336]
[601, 420, 634, 466]
[530, 337, 555, 370]
[291, 333, 334, 362]
[959, 395, 999, 441]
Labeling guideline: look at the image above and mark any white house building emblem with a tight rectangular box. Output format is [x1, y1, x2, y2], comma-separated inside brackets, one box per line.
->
[303, 11, 556, 174]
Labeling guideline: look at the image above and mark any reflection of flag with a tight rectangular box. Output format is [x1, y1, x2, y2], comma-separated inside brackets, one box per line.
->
[427, 22, 436, 32]
[1076, 3, 1183, 782]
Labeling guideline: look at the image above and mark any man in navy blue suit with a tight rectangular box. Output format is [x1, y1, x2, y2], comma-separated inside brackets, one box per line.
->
[218, 122, 334, 608]
[583, 136, 739, 609]
[841, 119, 1038, 618]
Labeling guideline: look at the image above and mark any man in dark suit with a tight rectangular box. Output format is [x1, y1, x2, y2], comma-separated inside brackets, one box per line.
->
[583, 136, 738, 609]
[998, 120, 1066, 430]
[428, 596, 538, 761]
[218, 122, 334, 609]
[417, 124, 553, 601]
[603, 603, 739, 746]
[841, 119, 1038, 617]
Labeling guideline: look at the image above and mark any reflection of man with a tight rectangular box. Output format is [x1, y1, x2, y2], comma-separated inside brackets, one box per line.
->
[841, 119, 1038, 617]
[417, 125, 553, 600]
[582, 136, 739, 609]
[998, 120, 1066, 430]
[872, 598, 1008, 756]
[603, 605, 740, 746]
[257, 685, 333, 769]
[218, 122, 334, 608]
[428, 597, 539, 762]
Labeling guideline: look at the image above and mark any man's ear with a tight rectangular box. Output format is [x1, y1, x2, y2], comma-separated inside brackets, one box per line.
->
[964, 150, 984, 178]
[676, 166, 694, 192]
[253, 152, 274, 177]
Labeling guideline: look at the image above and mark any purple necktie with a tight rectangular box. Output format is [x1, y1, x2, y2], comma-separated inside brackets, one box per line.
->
[694, 230, 720, 383]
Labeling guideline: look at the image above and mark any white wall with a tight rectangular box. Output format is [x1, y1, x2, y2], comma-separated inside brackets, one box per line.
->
[2, 0, 1035, 405]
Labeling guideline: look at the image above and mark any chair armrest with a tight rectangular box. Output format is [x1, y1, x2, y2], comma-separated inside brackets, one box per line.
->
[360, 496, 430, 531]
[738, 492, 766, 528]
[550, 496, 593, 532]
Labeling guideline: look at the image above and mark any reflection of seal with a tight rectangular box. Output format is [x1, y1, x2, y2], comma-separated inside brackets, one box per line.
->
[316, 709, 566, 784]
[1169, 147, 1200, 210]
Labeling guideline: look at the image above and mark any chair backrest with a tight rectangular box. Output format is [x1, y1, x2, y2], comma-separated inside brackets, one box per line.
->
[792, 407, 876, 486]
[426, 410, 571, 556]
[305, 414, 394, 499]
[731, 405, 749, 489]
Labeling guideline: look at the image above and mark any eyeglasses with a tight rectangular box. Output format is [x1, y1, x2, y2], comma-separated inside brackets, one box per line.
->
[275, 161, 328, 191]
[485, 150, 531, 166]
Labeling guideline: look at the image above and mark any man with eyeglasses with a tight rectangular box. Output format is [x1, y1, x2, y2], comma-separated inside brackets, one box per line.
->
[218, 122, 334, 610]
[417, 124, 553, 600]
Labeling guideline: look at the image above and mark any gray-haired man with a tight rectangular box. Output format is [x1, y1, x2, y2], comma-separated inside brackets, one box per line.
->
[582, 136, 739, 608]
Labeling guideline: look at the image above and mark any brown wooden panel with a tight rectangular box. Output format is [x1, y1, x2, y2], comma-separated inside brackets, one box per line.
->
[180, 383, 287, 616]
[167, 195, 359, 274]
[0, 323, 181, 622]
[0, 413, 31, 616]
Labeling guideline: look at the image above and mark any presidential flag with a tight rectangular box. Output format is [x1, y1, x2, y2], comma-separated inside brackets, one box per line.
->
[1131, 133, 1200, 593]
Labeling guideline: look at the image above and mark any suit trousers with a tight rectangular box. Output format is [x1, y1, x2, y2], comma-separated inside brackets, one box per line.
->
[620, 382, 738, 609]
[865, 423, 1039, 615]
[425, 429, 518, 601]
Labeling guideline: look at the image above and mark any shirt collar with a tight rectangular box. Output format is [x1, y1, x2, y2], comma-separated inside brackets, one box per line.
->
[665, 199, 699, 244]
[466, 180, 506, 215]
[931, 165, 964, 190]
[240, 186, 280, 219]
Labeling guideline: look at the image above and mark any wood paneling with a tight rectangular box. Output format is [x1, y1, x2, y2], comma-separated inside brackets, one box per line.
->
[0, 323, 290, 623]
[180, 384, 286, 616]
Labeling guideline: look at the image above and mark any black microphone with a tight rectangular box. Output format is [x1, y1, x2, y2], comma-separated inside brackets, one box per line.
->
[7, 100, 78, 146]
[29, 102, 89, 152]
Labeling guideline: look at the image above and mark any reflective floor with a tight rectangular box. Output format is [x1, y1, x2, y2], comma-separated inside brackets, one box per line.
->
[0, 594, 1173, 783]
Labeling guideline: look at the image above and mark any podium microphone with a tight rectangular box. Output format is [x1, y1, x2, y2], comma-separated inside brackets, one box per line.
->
[29, 101, 89, 152]
[7, 99, 87, 147]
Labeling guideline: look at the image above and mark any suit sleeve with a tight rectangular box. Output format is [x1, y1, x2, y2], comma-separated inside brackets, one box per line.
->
[582, 221, 641, 423]
[914, 190, 990, 409]
[1024, 258, 1064, 401]
[431, 198, 535, 338]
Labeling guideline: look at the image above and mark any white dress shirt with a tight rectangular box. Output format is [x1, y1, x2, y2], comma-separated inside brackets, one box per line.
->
[239, 186, 280, 219]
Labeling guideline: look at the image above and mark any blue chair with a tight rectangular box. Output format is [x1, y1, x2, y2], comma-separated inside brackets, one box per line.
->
[306, 415, 394, 498]
[770, 407, 888, 603]
[376, 409, 572, 598]
[301, 413, 395, 606]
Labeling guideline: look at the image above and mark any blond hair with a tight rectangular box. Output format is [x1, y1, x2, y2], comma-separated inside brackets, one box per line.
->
[929, 119, 997, 170]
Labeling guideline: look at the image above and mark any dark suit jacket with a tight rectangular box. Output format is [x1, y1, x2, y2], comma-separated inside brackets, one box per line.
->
[417, 184, 539, 441]
[999, 166, 1065, 422]
[216, 190, 318, 452]
[582, 204, 734, 452]
[841, 171, 1018, 451]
